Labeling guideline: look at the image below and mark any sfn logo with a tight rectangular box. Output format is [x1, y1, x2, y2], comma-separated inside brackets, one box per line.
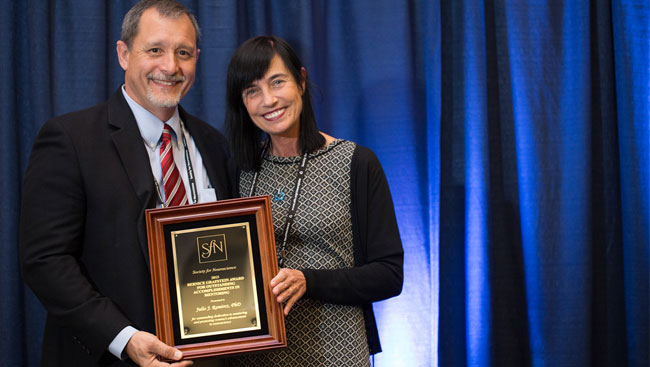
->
[197, 234, 228, 263]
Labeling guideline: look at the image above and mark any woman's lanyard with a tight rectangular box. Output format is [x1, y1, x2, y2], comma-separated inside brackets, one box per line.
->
[153, 120, 198, 207]
[249, 142, 309, 267]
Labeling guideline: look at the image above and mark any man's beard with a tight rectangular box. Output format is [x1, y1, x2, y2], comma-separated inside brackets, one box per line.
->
[146, 73, 186, 108]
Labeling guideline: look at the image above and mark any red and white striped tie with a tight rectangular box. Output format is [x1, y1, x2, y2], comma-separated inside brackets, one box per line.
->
[160, 123, 188, 207]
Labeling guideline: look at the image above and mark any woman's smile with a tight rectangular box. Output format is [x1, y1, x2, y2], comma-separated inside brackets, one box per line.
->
[263, 107, 287, 120]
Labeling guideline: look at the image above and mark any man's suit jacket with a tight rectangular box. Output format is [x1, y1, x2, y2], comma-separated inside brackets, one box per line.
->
[19, 89, 233, 366]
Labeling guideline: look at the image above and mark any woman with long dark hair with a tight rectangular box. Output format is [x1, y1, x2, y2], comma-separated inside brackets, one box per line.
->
[225, 35, 403, 366]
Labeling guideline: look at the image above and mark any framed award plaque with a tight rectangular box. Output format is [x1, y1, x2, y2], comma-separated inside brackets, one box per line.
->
[145, 196, 286, 359]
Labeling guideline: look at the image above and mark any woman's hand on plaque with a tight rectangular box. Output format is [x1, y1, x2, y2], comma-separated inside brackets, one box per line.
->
[270, 268, 306, 316]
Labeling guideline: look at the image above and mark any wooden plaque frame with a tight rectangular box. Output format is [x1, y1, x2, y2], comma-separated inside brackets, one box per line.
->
[145, 196, 286, 359]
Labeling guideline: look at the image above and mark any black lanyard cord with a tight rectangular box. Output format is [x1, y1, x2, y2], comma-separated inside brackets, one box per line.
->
[249, 142, 309, 267]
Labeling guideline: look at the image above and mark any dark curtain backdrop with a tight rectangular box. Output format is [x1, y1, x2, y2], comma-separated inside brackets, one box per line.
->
[1, 1, 647, 367]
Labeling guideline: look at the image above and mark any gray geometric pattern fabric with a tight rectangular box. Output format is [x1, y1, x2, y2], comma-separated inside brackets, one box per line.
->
[229, 139, 370, 367]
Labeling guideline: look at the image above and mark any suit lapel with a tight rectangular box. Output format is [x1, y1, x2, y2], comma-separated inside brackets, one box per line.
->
[107, 90, 156, 267]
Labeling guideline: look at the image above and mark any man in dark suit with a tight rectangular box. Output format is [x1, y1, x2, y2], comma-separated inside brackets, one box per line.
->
[19, 1, 231, 366]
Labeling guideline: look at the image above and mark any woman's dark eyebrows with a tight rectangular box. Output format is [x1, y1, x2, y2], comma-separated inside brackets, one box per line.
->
[244, 73, 290, 90]
[268, 73, 289, 80]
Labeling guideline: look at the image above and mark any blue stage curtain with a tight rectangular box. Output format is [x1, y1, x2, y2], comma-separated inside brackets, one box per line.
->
[1, 1, 647, 367]
[438, 1, 648, 366]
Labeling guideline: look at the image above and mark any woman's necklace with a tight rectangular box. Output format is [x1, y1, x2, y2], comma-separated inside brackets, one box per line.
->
[272, 188, 286, 203]
[249, 141, 309, 267]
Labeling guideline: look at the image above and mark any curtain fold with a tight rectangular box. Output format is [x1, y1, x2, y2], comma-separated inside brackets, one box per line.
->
[1, 1, 647, 367]
[612, 1, 650, 365]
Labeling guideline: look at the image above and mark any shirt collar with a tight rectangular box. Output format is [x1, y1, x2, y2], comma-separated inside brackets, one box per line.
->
[121, 85, 181, 150]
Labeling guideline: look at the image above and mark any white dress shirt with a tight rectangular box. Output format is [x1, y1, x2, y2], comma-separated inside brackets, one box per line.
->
[108, 86, 218, 359]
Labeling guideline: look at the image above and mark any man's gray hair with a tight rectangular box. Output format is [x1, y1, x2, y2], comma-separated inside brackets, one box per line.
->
[121, 0, 201, 48]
